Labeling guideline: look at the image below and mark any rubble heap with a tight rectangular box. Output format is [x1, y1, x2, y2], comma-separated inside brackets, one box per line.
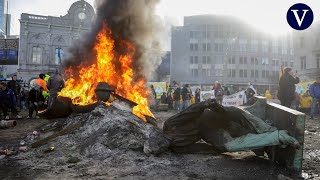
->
[32, 105, 170, 158]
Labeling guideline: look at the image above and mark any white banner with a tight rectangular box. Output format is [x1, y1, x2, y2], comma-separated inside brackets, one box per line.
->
[222, 90, 247, 107]
[200, 90, 215, 102]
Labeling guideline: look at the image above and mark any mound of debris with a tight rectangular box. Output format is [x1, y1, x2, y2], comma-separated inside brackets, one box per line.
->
[31, 105, 170, 158]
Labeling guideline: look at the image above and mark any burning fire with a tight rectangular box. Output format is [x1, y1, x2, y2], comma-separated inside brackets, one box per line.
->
[59, 22, 154, 121]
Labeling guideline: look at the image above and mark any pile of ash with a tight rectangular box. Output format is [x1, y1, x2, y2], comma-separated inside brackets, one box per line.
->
[24, 105, 170, 163]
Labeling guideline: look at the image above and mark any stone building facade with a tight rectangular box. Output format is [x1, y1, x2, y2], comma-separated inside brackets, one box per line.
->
[293, 22, 320, 82]
[171, 15, 295, 92]
[18, 0, 95, 82]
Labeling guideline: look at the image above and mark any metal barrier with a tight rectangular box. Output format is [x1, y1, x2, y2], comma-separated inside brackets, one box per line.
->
[243, 96, 305, 173]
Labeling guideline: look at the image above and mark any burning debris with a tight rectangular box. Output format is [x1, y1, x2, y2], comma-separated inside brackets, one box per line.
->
[57, 0, 164, 121]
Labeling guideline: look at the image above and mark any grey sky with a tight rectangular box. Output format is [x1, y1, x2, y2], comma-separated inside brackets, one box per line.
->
[9, 0, 320, 35]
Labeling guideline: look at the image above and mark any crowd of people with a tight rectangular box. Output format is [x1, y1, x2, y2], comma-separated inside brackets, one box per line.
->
[152, 67, 319, 120]
[0, 70, 65, 120]
[153, 81, 257, 112]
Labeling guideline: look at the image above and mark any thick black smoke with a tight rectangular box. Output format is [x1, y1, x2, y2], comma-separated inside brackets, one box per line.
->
[62, 0, 164, 81]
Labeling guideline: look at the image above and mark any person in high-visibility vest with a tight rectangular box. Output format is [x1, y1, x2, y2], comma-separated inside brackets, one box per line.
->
[265, 90, 272, 99]
[34, 74, 48, 92]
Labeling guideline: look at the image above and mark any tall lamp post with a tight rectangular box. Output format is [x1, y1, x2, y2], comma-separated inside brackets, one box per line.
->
[223, 37, 238, 85]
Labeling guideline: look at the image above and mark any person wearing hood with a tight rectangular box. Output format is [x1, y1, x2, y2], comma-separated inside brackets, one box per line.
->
[278, 68, 300, 108]
[47, 69, 65, 107]
[309, 77, 320, 119]
[245, 82, 257, 105]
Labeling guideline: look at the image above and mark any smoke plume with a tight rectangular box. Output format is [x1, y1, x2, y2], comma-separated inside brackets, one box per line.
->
[63, 0, 165, 81]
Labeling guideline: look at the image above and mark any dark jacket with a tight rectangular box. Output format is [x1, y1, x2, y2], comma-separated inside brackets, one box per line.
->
[195, 91, 201, 103]
[173, 88, 181, 101]
[309, 82, 320, 99]
[181, 87, 192, 100]
[246, 88, 256, 99]
[28, 89, 45, 103]
[214, 87, 224, 97]
[161, 94, 167, 104]
[167, 89, 173, 104]
[0, 88, 16, 107]
[278, 74, 300, 101]
[47, 74, 65, 96]
[7, 80, 21, 96]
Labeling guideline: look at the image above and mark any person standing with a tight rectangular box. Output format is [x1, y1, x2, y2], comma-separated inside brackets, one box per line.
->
[299, 90, 312, 115]
[213, 81, 224, 104]
[167, 86, 173, 109]
[181, 84, 192, 111]
[309, 77, 320, 119]
[47, 70, 65, 107]
[278, 68, 300, 108]
[173, 85, 181, 111]
[7, 75, 21, 108]
[195, 88, 201, 103]
[224, 87, 231, 96]
[0, 82, 22, 119]
[34, 74, 48, 92]
[243, 83, 257, 105]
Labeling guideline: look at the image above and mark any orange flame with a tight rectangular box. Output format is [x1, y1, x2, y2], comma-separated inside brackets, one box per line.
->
[59, 22, 154, 121]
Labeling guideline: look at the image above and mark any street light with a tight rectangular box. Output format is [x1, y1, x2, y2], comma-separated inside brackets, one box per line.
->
[223, 36, 238, 85]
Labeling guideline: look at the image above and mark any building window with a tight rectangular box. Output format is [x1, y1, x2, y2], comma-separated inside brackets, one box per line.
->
[202, 69, 210, 77]
[262, 70, 266, 78]
[266, 70, 269, 78]
[251, 40, 258, 52]
[214, 43, 219, 52]
[244, 57, 247, 64]
[240, 57, 243, 64]
[194, 43, 198, 51]
[255, 70, 259, 78]
[190, 56, 198, 64]
[300, 56, 306, 70]
[202, 43, 206, 51]
[232, 69, 236, 77]
[239, 70, 243, 77]
[54, 48, 64, 65]
[190, 31, 194, 38]
[190, 44, 194, 51]
[317, 54, 320, 68]
[192, 69, 198, 77]
[207, 56, 211, 64]
[228, 56, 235, 64]
[290, 61, 294, 67]
[190, 56, 193, 64]
[251, 70, 254, 78]
[32, 47, 42, 64]
[244, 70, 247, 78]
[262, 58, 269, 65]
[202, 56, 211, 64]
[207, 43, 211, 51]
[262, 41, 268, 53]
